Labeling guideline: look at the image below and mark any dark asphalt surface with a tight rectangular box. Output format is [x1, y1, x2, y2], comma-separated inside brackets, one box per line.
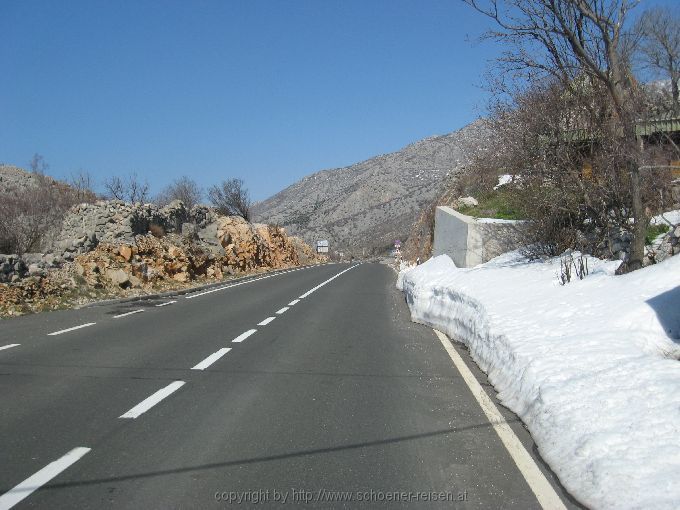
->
[0, 263, 579, 509]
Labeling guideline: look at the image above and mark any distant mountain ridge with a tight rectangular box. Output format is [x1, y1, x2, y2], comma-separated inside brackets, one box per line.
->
[252, 120, 488, 255]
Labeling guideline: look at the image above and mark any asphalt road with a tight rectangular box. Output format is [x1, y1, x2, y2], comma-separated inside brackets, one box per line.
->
[0, 263, 580, 509]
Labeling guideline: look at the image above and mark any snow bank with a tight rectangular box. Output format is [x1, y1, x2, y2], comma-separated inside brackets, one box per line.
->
[398, 253, 680, 509]
[493, 174, 514, 189]
[651, 209, 680, 226]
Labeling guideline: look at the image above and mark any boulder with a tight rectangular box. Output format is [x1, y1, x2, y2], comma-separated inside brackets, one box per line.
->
[458, 196, 479, 208]
[28, 264, 44, 276]
[106, 268, 130, 288]
[118, 245, 133, 262]
[172, 271, 190, 283]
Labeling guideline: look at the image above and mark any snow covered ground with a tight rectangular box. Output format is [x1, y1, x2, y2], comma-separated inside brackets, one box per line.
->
[398, 252, 680, 509]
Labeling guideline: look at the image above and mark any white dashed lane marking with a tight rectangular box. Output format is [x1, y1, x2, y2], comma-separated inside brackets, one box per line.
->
[191, 348, 231, 370]
[298, 265, 359, 299]
[275, 307, 289, 315]
[288, 299, 300, 306]
[0, 344, 20, 352]
[119, 381, 186, 419]
[113, 310, 144, 319]
[232, 329, 257, 343]
[155, 301, 176, 307]
[258, 317, 276, 326]
[47, 323, 96, 336]
[0, 447, 91, 510]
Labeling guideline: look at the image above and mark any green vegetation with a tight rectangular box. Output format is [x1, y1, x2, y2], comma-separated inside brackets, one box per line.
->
[455, 189, 525, 221]
[645, 224, 670, 245]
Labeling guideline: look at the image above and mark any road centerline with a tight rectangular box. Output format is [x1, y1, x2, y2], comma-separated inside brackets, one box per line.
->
[119, 381, 186, 419]
[113, 310, 144, 319]
[275, 307, 289, 315]
[191, 348, 232, 370]
[0, 446, 91, 510]
[47, 323, 96, 336]
[298, 264, 359, 299]
[232, 329, 257, 343]
[0, 344, 20, 352]
[257, 317, 276, 326]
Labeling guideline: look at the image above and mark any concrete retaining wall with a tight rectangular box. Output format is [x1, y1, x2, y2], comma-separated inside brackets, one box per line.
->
[432, 206, 525, 267]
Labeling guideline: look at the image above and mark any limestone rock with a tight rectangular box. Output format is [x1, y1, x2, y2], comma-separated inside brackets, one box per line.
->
[457, 196, 479, 208]
[119, 245, 133, 262]
[107, 268, 130, 288]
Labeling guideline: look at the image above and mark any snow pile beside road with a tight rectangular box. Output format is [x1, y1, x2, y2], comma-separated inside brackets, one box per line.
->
[651, 209, 680, 226]
[398, 253, 680, 509]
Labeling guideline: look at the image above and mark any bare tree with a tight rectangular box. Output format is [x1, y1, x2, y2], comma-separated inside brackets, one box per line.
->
[157, 176, 203, 209]
[463, 0, 655, 270]
[635, 6, 680, 105]
[103, 172, 150, 203]
[208, 178, 251, 220]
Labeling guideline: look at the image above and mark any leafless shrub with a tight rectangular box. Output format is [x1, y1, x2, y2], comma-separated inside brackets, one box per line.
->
[208, 178, 251, 220]
[0, 174, 92, 255]
[156, 176, 203, 209]
[104, 172, 150, 203]
[558, 251, 589, 285]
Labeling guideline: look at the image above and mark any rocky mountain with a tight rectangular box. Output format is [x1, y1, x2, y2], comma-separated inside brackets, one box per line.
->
[252, 120, 489, 255]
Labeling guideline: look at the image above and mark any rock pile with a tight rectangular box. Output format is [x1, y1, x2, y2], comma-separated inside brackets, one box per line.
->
[74, 234, 221, 290]
[55, 200, 218, 257]
[71, 218, 311, 292]
[0, 198, 324, 316]
[647, 224, 680, 264]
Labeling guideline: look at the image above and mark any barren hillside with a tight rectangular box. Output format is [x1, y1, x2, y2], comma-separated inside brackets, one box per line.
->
[252, 120, 488, 255]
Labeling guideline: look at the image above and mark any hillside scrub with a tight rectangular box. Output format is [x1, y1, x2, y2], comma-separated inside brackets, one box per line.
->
[463, 0, 680, 270]
[0, 169, 97, 255]
[452, 79, 676, 261]
[454, 188, 524, 221]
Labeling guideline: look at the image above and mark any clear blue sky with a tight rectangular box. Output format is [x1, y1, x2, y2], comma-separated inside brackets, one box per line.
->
[0, 0, 673, 201]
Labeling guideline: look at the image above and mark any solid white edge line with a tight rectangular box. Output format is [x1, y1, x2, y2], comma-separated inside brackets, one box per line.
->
[288, 299, 300, 306]
[155, 300, 176, 307]
[275, 307, 289, 315]
[119, 381, 185, 419]
[232, 329, 257, 343]
[185, 274, 272, 299]
[0, 446, 91, 510]
[433, 330, 566, 510]
[113, 309, 144, 319]
[298, 264, 359, 299]
[47, 323, 96, 336]
[184, 264, 319, 300]
[0, 344, 20, 351]
[258, 316, 276, 326]
[191, 348, 231, 370]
